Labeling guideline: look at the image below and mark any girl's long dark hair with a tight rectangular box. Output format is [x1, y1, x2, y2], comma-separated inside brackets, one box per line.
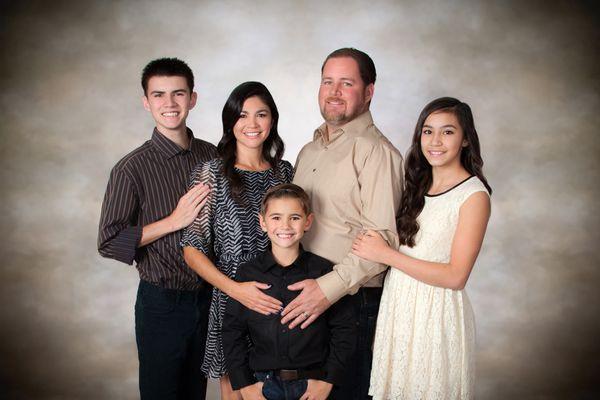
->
[218, 81, 285, 201]
[398, 97, 492, 247]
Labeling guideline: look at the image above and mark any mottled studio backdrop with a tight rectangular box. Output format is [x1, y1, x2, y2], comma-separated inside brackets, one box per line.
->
[0, 0, 598, 399]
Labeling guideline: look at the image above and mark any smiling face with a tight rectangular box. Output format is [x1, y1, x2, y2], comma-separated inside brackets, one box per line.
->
[420, 111, 468, 168]
[233, 96, 273, 153]
[259, 197, 313, 251]
[142, 75, 197, 137]
[318, 56, 374, 131]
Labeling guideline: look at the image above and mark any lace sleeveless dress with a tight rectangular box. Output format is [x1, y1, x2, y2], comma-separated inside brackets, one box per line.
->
[369, 176, 489, 400]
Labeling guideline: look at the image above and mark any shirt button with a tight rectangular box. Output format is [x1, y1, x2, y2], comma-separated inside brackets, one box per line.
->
[312, 168, 317, 172]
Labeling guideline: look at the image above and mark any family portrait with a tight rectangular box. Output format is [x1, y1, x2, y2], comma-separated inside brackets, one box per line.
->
[0, 1, 597, 399]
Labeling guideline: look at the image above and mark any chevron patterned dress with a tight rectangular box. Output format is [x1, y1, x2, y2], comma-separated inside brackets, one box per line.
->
[181, 158, 293, 378]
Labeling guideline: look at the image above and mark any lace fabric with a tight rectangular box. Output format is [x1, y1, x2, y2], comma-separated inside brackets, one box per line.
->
[369, 177, 489, 399]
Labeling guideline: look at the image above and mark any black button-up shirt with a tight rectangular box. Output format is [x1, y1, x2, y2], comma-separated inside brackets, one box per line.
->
[97, 128, 216, 290]
[223, 249, 357, 390]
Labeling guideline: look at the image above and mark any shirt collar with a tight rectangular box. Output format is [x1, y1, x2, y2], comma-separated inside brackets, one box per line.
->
[258, 245, 307, 273]
[151, 127, 194, 159]
[313, 110, 374, 145]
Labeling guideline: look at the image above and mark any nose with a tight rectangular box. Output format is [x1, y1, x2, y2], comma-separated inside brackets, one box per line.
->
[329, 82, 342, 96]
[430, 132, 443, 146]
[166, 94, 176, 107]
[248, 115, 259, 128]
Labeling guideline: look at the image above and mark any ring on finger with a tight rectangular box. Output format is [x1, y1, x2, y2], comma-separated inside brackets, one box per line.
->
[302, 311, 310, 319]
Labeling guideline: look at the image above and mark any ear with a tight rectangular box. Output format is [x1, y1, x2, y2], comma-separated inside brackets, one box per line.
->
[462, 140, 469, 147]
[259, 214, 268, 232]
[142, 95, 150, 111]
[364, 83, 374, 104]
[189, 91, 198, 110]
[304, 213, 314, 232]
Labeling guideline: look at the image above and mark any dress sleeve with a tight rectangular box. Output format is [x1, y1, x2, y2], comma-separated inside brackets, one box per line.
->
[317, 140, 404, 303]
[180, 160, 217, 255]
[97, 165, 143, 265]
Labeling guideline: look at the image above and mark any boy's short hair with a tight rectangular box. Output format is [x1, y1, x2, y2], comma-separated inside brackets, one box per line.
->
[141, 57, 194, 95]
[260, 183, 312, 216]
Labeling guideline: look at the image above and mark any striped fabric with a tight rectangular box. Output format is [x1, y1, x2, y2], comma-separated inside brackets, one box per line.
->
[181, 158, 294, 378]
[98, 128, 217, 290]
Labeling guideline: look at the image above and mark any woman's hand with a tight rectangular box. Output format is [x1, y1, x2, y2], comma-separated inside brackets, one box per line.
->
[300, 379, 332, 400]
[351, 229, 392, 265]
[230, 281, 283, 315]
[240, 381, 265, 400]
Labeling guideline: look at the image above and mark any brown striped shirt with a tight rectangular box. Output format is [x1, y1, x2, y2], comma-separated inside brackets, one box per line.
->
[98, 128, 217, 290]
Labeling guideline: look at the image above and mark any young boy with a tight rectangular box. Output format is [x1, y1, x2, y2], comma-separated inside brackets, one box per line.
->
[97, 58, 216, 399]
[222, 184, 357, 400]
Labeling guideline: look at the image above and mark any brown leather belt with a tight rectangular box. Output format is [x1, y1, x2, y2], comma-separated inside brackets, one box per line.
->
[274, 369, 325, 381]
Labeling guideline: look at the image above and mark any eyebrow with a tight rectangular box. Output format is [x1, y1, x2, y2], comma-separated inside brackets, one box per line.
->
[321, 77, 356, 83]
[149, 88, 188, 95]
[423, 124, 458, 129]
[241, 108, 270, 114]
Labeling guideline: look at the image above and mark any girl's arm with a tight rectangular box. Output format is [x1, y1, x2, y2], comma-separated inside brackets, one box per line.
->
[352, 192, 490, 290]
[183, 247, 282, 314]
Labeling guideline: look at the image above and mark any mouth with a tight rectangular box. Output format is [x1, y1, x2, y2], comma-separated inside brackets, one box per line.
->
[275, 232, 295, 240]
[427, 150, 445, 156]
[243, 131, 262, 138]
[161, 111, 180, 117]
[325, 97, 345, 106]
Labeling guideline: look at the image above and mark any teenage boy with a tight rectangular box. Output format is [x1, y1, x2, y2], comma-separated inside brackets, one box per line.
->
[222, 184, 356, 400]
[98, 58, 217, 400]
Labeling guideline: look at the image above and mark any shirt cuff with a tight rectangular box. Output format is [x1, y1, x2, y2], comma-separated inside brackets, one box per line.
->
[228, 366, 257, 391]
[316, 271, 347, 304]
[112, 226, 142, 264]
[323, 365, 345, 387]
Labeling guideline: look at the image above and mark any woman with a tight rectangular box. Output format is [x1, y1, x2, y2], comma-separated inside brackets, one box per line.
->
[352, 97, 492, 399]
[182, 81, 293, 399]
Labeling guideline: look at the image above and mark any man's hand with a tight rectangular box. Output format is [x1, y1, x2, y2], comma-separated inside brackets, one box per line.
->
[169, 183, 211, 231]
[281, 279, 331, 329]
[300, 379, 332, 400]
[240, 382, 265, 400]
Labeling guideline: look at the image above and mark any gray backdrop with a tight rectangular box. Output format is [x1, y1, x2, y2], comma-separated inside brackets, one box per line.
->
[1, 0, 598, 399]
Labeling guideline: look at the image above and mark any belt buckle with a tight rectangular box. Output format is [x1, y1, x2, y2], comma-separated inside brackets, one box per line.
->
[279, 369, 299, 381]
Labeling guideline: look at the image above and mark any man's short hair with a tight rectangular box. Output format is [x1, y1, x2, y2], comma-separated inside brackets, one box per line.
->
[260, 183, 312, 216]
[141, 57, 194, 95]
[321, 48, 376, 86]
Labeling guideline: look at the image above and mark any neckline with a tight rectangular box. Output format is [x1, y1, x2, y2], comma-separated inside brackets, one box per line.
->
[234, 165, 273, 173]
[425, 175, 475, 197]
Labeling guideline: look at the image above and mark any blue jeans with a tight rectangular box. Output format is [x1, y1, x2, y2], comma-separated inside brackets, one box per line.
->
[330, 287, 382, 400]
[135, 280, 211, 400]
[255, 371, 308, 400]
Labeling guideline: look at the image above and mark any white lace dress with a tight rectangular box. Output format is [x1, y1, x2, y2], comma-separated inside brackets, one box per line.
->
[369, 176, 489, 400]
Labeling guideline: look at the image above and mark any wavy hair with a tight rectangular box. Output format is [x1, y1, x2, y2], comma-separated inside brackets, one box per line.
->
[218, 81, 285, 201]
[398, 97, 492, 247]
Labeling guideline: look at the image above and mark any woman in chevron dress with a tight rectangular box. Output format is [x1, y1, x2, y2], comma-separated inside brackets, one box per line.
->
[352, 97, 492, 399]
[182, 81, 292, 399]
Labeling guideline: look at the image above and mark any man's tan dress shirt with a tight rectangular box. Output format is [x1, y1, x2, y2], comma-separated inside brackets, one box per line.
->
[293, 111, 403, 304]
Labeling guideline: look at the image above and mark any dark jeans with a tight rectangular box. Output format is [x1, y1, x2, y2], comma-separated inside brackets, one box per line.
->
[255, 372, 308, 400]
[330, 287, 382, 400]
[135, 280, 211, 400]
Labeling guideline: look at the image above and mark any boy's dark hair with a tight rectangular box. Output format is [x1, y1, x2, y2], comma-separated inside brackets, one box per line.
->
[260, 184, 311, 216]
[141, 57, 194, 95]
[321, 47, 377, 86]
